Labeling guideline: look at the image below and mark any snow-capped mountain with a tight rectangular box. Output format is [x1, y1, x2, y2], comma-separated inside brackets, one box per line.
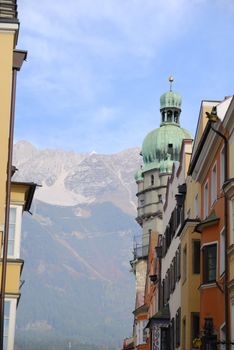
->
[13, 141, 142, 348]
[13, 140, 142, 214]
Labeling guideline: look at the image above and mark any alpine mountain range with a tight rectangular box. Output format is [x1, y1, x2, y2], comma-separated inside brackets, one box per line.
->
[12, 140, 142, 348]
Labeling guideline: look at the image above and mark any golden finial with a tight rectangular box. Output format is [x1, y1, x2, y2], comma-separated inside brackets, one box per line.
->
[168, 76, 174, 91]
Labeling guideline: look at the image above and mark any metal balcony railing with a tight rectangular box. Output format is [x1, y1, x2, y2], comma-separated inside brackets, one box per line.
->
[133, 245, 149, 260]
[0, 1, 18, 22]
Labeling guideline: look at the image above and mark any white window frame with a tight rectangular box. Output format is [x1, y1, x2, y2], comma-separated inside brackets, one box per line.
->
[220, 146, 225, 190]
[201, 241, 218, 284]
[220, 228, 225, 276]
[211, 162, 217, 205]
[4, 298, 17, 350]
[6, 205, 22, 259]
[203, 181, 209, 219]
[136, 320, 147, 345]
[142, 320, 147, 343]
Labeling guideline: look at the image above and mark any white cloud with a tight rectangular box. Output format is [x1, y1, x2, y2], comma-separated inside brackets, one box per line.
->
[20, 0, 192, 59]
[18, 0, 200, 107]
[16, 0, 234, 153]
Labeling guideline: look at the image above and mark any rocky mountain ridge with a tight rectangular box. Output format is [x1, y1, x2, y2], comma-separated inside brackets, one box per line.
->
[12, 140, 142, 348]
[13, 140, 142, 215]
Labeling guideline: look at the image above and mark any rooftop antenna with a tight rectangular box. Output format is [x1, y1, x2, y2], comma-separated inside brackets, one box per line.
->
[168, 76, 174, 91]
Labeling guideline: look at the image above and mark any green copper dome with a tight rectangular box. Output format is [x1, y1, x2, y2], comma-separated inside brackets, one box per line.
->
[160, 91, 182, 109]
[135, 79, 192, 177]
[141, 124, 192, 172]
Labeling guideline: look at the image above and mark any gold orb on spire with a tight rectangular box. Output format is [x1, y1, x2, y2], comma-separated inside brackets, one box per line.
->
[168, 76, 174, 91]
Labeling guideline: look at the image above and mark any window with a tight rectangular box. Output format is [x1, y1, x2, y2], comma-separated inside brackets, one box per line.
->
[3, 301, 10, 350]
[191, 313, 200, 348]
[211, 164, 217, 204]
[220, 147, 225, 189]
[173, 256, 176, 290]
[220, 229, 225, 276]
[176, 247, 181, 281]
[176, 206, 181, 228]
[194, 194, 199, 218]
[193, 240, 201, 274]
[167, 111, 172, 122]
[137, 320, 147, 344]
[176, 308, 181, 347]
[8, 207, 17, 257]
[162, 280, 165, 307]
[170, 318, 175, 350]
[183, 245, 187, 283]
[142, 320, 147, 343]
[187, 209, 191, 219]
[203, 244, 217, 284]
[220, 324, 226, 350]
[151, 174, 154, 186]
[204, 182, 209, 218]
[161, 328, 170, 350]
[168, 143, 173, 159]
[182, 318, 186, 350]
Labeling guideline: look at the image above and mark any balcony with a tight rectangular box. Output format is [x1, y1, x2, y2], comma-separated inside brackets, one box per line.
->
[133, 245, 149, 260]
[0, 1, 18, 22]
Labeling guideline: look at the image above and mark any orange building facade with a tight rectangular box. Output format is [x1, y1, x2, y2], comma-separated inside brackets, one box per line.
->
[189, 97, 233, 348]
[125, 87, 234, 350]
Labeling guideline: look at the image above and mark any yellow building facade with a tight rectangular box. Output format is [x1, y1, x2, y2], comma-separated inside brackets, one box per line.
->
[179, 102, 212, 350]
[1, 182, 36, 350]
[0, 3, 19, 227]
[0, 3, 36, 349]
[179, 178, 201, 350]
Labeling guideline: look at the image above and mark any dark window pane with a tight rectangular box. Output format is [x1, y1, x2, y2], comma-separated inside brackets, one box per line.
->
[191, 313, 200, 347]
[161, 328, 170, 350]
[176, 308, 181, 347]
[203, 244, 217, 283]
[193, 240, 201, 274]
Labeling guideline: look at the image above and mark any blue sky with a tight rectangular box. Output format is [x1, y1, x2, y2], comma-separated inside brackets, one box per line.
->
[15, 0, 234, 154]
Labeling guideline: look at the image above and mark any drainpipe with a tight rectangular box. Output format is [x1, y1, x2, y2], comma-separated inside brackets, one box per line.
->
[0, 50, 27, 350]
[209, 123, 229, 350]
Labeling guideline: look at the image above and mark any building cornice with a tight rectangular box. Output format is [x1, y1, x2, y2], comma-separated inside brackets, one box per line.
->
[176, 218, 200, 239]
[136, 185, 167, 197]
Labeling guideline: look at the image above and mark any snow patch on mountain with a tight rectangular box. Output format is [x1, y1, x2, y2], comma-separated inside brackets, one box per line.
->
[13, 140, 142, 215]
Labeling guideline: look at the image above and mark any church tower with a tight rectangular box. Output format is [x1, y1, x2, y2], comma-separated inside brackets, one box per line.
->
[132, 78, 191, 312]
[135, 77, 191, 242]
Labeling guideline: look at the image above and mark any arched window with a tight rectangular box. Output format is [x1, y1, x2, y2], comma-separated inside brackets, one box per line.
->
[162, 111, 165, 122]
[151, 174, 154, 186]
[174, 111, 179, 123]
[168, 144, 173, 159]
[167, 110, 172, 122]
